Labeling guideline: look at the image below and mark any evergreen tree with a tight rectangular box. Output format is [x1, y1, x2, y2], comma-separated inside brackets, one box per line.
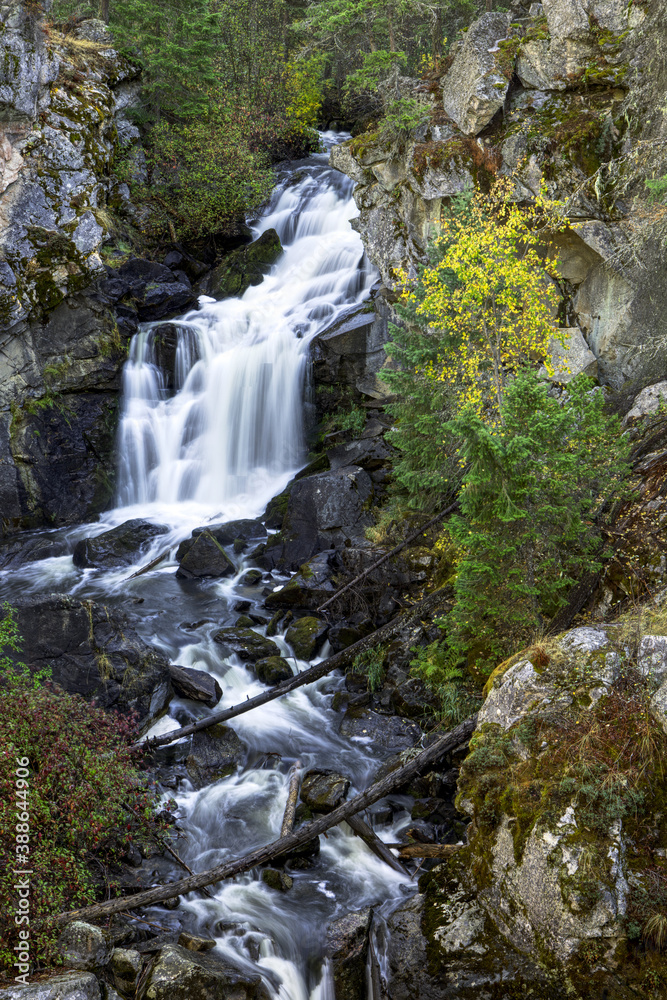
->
[444, 369, 630, 669]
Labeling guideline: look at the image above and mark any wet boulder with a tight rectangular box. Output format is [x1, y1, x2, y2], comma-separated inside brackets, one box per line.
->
[185, 724, 246, 789]
[340, 709, 421, 752]
[73, 519, 169, 570]
[300, 769, 350, 812]
[325, 908, 372, 1000]
[261, 868, 293, 891]
[240, 569, 263, 587]
[0, 532, 69, 569]
[328, 618, 374, 653]
[197, 519, 267, 546]
[264, 551, 339, 610]
[8, 596, 172, 728]
[137, 944, 270, 1000]
[284, 616, 329, 660]
[168, 665, 221, 706]
[198, 229, 283, 299]
[276, 466, 374, 570]
[213, 627, 281, 662]
[252, 656, 293, 685]
[176, 530, 236, 579]
[110, 948, 143, 994]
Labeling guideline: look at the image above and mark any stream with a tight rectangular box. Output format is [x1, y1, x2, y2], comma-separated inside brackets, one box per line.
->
[0, 133, 416, 998]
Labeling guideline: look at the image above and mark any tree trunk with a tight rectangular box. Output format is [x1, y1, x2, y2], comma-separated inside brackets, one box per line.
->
[346, 814, 410, 876]
[280, 761, 301, 837]
[100, 0, 109, 23]
[58, 716, 476, 924]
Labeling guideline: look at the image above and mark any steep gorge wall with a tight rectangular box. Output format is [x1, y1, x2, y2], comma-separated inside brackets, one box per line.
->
[331, 0, 667, 395]
[0, 3, 142, 532]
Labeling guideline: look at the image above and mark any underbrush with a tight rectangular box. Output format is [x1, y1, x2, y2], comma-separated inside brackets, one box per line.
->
[0, 604, 173, 974]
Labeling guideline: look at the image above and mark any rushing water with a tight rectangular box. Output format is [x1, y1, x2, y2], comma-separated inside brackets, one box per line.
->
[0, 134, 416, 998]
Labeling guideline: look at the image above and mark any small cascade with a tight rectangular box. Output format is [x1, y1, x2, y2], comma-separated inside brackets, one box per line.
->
[115, 133, 375, 522]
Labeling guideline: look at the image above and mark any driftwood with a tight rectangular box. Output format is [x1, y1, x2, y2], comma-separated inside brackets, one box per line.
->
[58, 715, 476, 925]
[394, 843, 462, 860]
[125, 549, 171, 581]
[316, 502, 458, 613]
[141, 588, 450, 751]
[346, 814, 410, 877]
[280, 761, 301, 837]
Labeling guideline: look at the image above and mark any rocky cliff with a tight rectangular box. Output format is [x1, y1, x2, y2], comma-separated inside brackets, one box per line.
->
[331, 0, 667, 395]
[0, 4, 146, 531]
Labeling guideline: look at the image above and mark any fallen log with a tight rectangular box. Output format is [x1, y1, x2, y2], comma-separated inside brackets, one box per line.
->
[280, 761, 301, 837]
[141, 588, 450, 750]
[346, 814, 410, 877]
[316, 502, 458, 613]
[58, 714, 476, 925]
[125, 549, 171, 581]
[394, 843, 462, 860]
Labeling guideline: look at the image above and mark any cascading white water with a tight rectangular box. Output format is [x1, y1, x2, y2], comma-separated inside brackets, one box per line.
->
[115, 133, 374, 523]
[0, 135, 421, 1000]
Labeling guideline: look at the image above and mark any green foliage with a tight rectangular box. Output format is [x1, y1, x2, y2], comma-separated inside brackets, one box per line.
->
[410, 639, 479, 725]
[353, 645, 386, 691]
[378, 97, 430, 143]
[324, 404, 366, 437]
[0, 604, 172, 972]
[142, 101, 277, 240]
[444, 369, 631, 668]
[646, 174, 667, 203]
[344, 49, 407, 94]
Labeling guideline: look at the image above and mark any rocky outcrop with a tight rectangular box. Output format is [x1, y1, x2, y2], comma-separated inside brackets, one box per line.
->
[409, 623, 667, 994]
[330, 0, 667, 395]
[72, 518, 169, 569]
[8, 595, 172, 727]
[0, 8, 146, 531]
[137, 944, 271, 1000]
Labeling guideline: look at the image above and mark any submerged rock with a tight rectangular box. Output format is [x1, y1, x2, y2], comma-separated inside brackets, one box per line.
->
[72, 519, 169, 570]
[284, 616, 329, 660]
[137, 944, 270, 1000]
[213, 627, 281, 662]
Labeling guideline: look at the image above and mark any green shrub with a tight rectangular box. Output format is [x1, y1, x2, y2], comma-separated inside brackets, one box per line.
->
[0, 604, 173, 973]
[410, 639, 479, 725]
[353, 646, 386, 691]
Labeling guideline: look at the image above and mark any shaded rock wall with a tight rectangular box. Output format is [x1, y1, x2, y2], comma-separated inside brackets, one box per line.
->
[0, 6, 143, 533]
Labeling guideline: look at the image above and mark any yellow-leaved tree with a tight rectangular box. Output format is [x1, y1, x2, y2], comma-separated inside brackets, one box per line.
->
[404, 180, 566, 421]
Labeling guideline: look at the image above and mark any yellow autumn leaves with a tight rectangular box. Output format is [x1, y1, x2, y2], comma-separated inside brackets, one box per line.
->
[401, 179, 566, 421]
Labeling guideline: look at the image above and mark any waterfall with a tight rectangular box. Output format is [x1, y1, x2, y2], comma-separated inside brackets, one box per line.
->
[115, 132, 375, 524]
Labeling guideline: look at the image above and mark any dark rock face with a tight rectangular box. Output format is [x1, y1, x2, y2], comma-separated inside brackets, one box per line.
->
[300, 770, 350, 812]
[176, 531, 236, 579]
[73, 519, 169, 570]
[264, 466, 373, 571]
[168, 665, 221, 706]
[339, 708, 421, 752]
[310, 298, 391, 406]
[197, 229, 283, 299]
[137, 943, 270, 1000]
[197, 519, 267, 546]
[185, 725, 246, 789]
[0, 531, 70, 569]
[264, 551, 339, 610]
[284, 616, 329, 660]
[9, 596, 172, 726]
[251, 656, 293, 685]
[325, 908, 372, 1000]
[213, 627, 281, 662]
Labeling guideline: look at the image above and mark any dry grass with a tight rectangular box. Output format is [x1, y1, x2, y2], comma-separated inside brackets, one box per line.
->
[644, 913, 667, 951]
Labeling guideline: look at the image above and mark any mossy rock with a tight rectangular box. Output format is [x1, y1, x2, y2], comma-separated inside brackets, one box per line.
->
[213, 628, 281, 663]
[261, 868, 293, 891]
[204, 229, 283, 300]
[284, 616, 329, 660]
[252, 656, 293, 685]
